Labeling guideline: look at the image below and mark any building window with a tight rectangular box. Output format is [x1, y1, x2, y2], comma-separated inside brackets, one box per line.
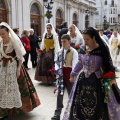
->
[113, 8, 115, 14]
[0, 0, 7, 22]
[0, 0, 4, 8]
[111, 17, 112, 23]
[111, 0, 114, 7]
[105, 0, 107, 5]
[30, 4, 40, 15]
[111, 8, 112, 14]
[85, 15, 89, 28]
[56, 9, 63, 29]
[30, 3, 41, 36]
[73, 13, 77, 26]
[56, 9, 62, 18]
[113, 17, 116, 23]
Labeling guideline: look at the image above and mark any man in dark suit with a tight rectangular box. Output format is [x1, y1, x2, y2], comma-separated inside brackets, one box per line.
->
[59, 22, 68, 47]
[29, 29, 40, 68]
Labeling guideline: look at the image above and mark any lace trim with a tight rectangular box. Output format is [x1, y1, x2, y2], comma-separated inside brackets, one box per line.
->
[0, 60, 22, 108]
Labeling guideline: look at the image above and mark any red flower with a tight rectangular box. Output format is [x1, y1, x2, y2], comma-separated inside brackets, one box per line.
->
[38, 49, 43, 53]
[48, 69, 55, 74]
[103, 71, 115, 79]
[73, 45, 80, 49]
[108, 72, 115, 78]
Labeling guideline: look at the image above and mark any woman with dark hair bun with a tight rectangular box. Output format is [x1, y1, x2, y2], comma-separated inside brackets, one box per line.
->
[63, 27, 120, 120]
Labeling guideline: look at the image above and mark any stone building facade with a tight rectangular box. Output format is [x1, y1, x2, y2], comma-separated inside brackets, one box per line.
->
[0, 0, 96, 36]
[95, 0, 120, 31]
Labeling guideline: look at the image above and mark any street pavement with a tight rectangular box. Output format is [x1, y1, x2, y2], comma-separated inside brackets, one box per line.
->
[8, 62, 120, 120]
[9, 62, 68, 120]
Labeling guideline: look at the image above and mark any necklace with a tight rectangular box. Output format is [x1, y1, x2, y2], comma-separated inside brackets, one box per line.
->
[3, 38, 10, 45]
[86, 44, 99, 55]
[70, 33, 76, 38]
[46, 33, 52, 38]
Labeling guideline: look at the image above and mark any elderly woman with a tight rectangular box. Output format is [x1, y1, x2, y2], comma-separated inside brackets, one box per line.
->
[67, 24, 84, 47]
[35, 23, 60, 84]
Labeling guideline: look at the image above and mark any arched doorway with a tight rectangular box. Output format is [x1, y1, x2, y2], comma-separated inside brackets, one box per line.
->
[30, 3, 41, 36]
[56, 9, 63, 29]
[0, 0, 7, 22]
[73, 13, 77, 26]
[85, 15, 89, 28]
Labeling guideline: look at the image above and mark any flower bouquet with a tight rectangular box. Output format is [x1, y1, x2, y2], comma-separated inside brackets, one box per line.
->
[37, 49, 43, 59]
[37, 49, 43, 54]
[49, 66, 64, 95]
[48, 68, 56, 78]
[73, 45, 80, 52]
[103, 71, 120, 104]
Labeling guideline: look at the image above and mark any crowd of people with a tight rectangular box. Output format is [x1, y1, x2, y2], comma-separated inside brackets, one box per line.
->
[0, 21, 120, 120]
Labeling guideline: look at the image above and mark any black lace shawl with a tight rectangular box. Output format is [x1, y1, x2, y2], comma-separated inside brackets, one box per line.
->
[79, 46, 115, 73]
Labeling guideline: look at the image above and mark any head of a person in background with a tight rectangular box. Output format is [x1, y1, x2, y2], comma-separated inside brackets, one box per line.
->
[22, 30, 29, 37]
[13, 28, 19, 36]
[60, 22, 68, 29]
[62, 22, 68, 28]
[113, 31, 118, 37]
[61, 34, 71, 49]
[0, 25, 9, 40]
[46, 23, 52, 35]
[99, 29, 104, 36]
[107, 34, 111, 39]
[29, 29, 34, 36]
[68, 24, 76, 35]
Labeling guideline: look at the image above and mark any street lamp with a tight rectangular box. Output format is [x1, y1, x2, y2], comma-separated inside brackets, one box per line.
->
[114, 22, 117, 30]
[43, 0, 54, 23]
[103, 15, 107, 30]
[85, 9, 90, 28]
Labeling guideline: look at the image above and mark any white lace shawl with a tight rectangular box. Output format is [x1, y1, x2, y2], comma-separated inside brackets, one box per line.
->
[0, 37, 23, 61]
[67, 24, 84, 46]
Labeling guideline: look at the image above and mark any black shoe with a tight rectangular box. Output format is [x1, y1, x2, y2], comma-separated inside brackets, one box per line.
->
[51, 115, 60, 120]
[0, 116, 8, 120]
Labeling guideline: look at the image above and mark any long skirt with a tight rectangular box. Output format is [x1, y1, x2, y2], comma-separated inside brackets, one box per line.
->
[0, 65, 40, 117]
[63, 72, 109, 120]
[35, 49, 55, 83]
[110, 48, 118, 67]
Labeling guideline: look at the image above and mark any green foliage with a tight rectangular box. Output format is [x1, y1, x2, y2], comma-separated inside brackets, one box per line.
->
[103, 22, 109, 30]
[44, 13, 53, 18]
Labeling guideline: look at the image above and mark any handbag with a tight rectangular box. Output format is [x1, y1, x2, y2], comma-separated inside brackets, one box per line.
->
[112, 83, 120, 104]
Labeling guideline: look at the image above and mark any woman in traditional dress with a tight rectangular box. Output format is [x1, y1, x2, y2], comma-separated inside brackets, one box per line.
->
[109, 31, 120, 69]
[35, 23, 60, 84]
[99, 29, 109, 45]
[0, 22, 40, 119]
[67, 24, 84, 47]
[63, 27, 120, 120]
